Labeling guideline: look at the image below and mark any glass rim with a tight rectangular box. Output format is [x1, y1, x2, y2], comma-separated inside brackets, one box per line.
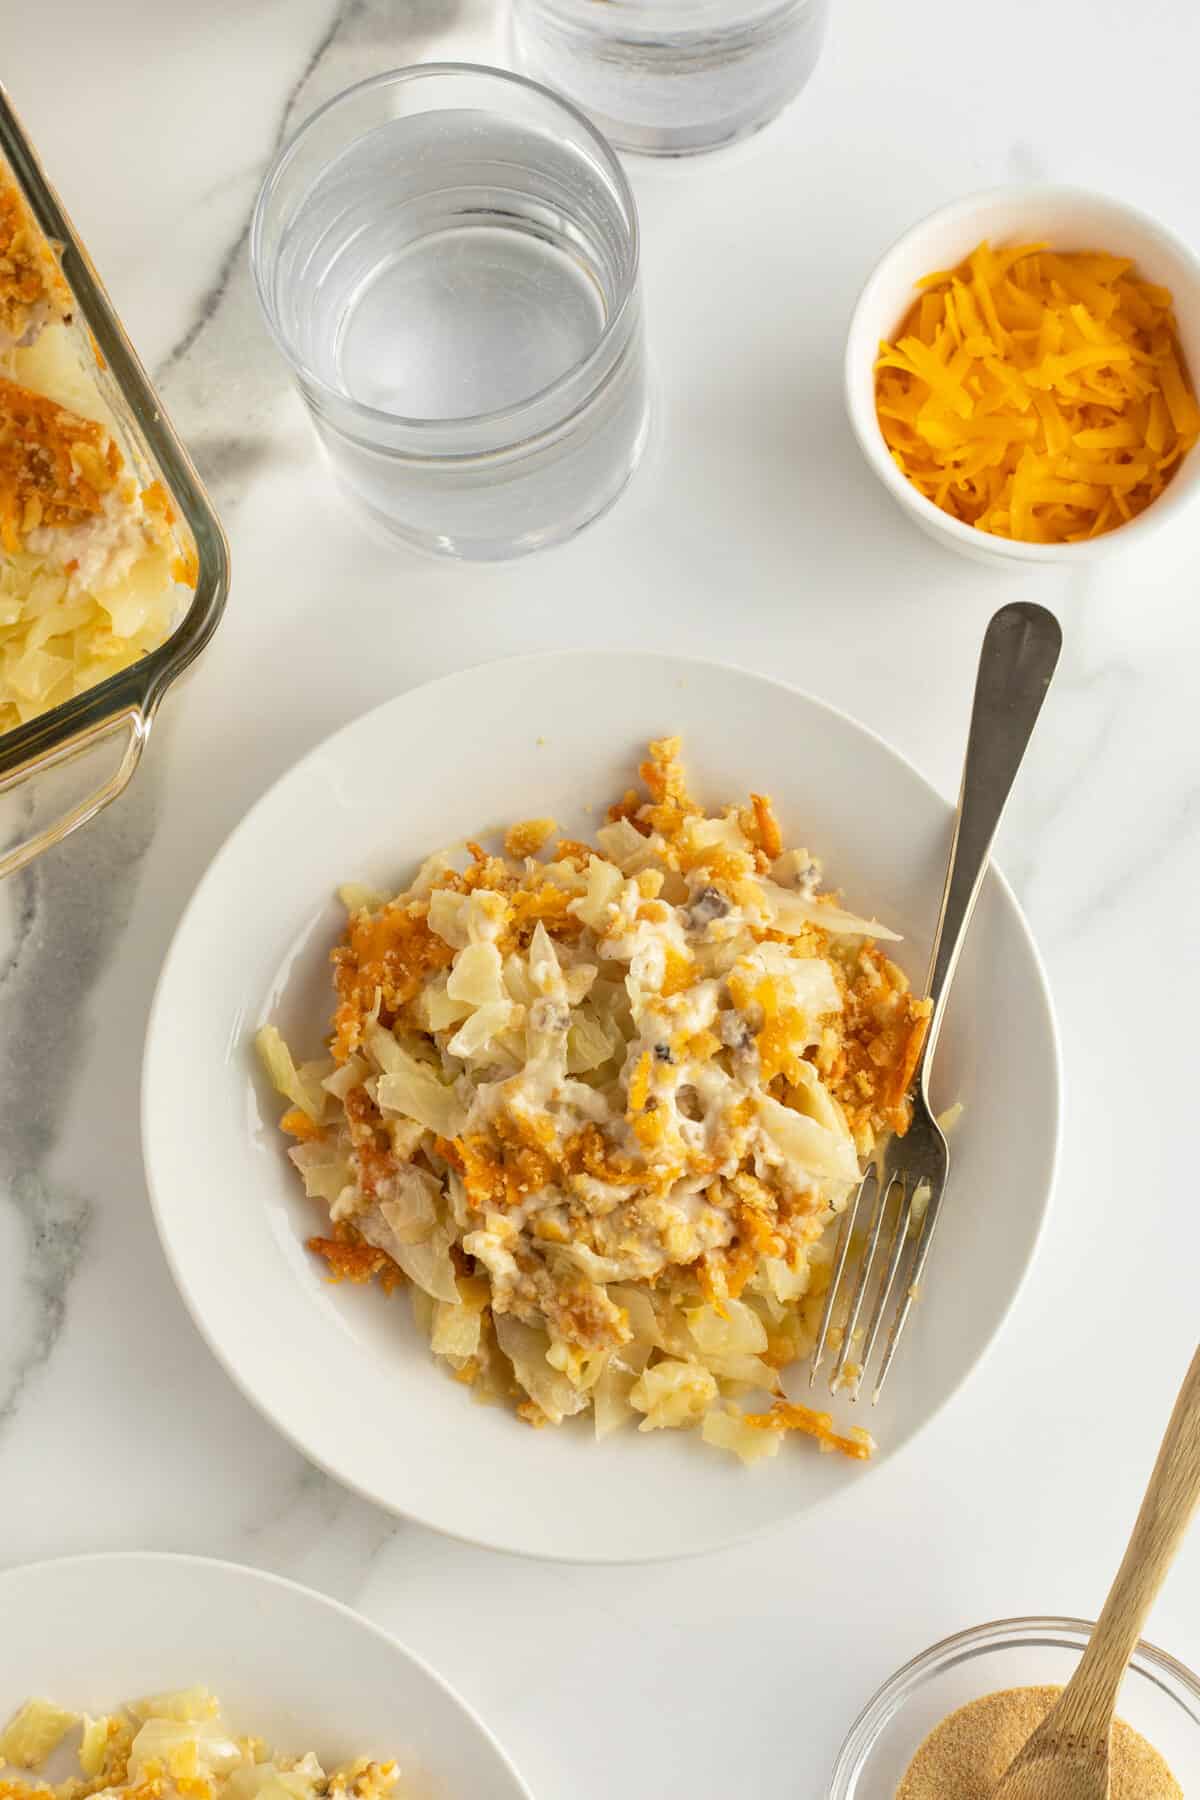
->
[829, 1615, 1200, 1796]
[249, 60, 642, 440]
[516, 0, 820, 26]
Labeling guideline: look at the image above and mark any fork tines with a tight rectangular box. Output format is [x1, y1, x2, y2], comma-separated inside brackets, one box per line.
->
[809, 1159, 942, 1406]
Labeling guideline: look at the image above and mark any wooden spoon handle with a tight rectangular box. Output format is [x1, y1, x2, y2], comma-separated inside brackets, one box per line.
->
[1054, 1342, 1200, 1747]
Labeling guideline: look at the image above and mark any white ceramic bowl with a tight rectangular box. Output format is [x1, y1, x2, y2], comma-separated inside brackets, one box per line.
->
[0, 1553, 532, 1800]
[844, 184, 1200, 567]
[142, 652, 1060, 1563]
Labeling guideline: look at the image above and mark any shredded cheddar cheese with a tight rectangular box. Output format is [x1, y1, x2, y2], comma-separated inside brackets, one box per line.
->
[744, 1399, 875, 1460]
[875, 240, 1200, 543]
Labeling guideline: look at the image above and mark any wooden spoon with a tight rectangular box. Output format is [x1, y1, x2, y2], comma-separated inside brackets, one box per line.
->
[993, 1343, 1200, 1800]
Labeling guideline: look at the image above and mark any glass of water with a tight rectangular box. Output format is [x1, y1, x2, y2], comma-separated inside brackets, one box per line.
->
[250, 64, 648, 560]
[511, 0, 831, 157]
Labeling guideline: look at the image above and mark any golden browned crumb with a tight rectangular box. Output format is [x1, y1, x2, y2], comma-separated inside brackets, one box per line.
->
[504, 816, 557, 857]
[331, 905, 455, 1063]
[0, 174, 71, 345]
[308, 1225, 406, 1293]
[824, 945, 932, 1149]
[0, 372, 122, 553]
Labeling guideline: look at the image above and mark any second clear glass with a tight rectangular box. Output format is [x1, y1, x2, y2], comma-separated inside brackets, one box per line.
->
[250, 64, 648, 561]
[510, 0, 831, 157]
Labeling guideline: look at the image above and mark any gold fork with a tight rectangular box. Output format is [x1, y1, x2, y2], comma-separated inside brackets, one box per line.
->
[810, 601, 1062, 1405]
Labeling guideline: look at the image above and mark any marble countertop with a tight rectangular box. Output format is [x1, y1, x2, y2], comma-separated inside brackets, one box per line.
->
[4, 2, 1200, 1795]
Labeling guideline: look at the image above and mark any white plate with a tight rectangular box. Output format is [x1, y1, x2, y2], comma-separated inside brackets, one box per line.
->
[142, 652, 1060, 1563]
[0, 1552, 531, 1800]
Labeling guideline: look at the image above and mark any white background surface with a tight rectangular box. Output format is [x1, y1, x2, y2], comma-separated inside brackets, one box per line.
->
[3, 2, 1200, 1796]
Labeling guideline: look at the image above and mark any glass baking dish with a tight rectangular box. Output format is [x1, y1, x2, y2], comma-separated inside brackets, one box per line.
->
[0, 81, 229, 880]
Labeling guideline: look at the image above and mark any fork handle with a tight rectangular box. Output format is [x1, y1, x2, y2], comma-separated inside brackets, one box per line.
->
[919, 602, 1061, 1084]
[1051, 1342, 1200, 1747]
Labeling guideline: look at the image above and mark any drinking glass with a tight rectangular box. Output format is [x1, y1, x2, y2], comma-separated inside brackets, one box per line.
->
[251, 64, 648, 560]
[510, 0, 831, 157]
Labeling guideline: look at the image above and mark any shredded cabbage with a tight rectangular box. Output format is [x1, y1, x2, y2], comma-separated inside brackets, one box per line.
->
[493, 1314, 588, 1423]
[594, 817, 651, 868]
[376, 1055, 467, 1137]
[78, 1717, 117, 1778]
[379, 1168, 439, 1243]
[756, 1254, 813, 1306]
[255, 1026, 327, 1123]
[446, 942, 507, 1007]
[0, 1700, 77, 1769]
[413, 977, 472, 1033]
[702, 1405, 785, 1465]
[321, 1054, 367, 1100]
[426, 888, 470, 949]
[224, 1767, 320, 1800]
[410, 846, 471, 898]
[0, 541, 178, 734]
[431, 1297, 483, 1358]
[686, 815, 750, 853]
[570, 857, 623, 931]
[756, 1093, 861, 1185]
[756, 943, 842, 1019]
[566, 1008, 615, 1074]
[375, 1220, 459, 1304]
[337, 881, 391, 914]
[629, 1358, 718, 1431]
[288, 1140, 354, 1204]
[758, 878, 902, 942]
[608, 1282, 665, 1350]
[686, 1298, 768, 1358]
[592, 1357, 640, 1438]
[130, 1719, 241, 1777]
[786, 1057, 852, 1136]
[447, 1001, 512, 1060]
[3, 1684, 388, 1800]
[706, 1352, 779, 1389]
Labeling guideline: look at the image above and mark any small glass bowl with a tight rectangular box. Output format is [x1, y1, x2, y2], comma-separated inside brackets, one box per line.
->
[829, 1617, 1200, 1797]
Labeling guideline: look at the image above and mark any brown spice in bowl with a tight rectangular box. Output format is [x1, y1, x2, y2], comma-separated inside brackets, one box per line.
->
[895, 1685, 1180, 1798]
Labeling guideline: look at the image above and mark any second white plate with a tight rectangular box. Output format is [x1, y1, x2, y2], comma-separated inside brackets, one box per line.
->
[142, 652, 1060, 1562]
[0, 1553, 530, 1799]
